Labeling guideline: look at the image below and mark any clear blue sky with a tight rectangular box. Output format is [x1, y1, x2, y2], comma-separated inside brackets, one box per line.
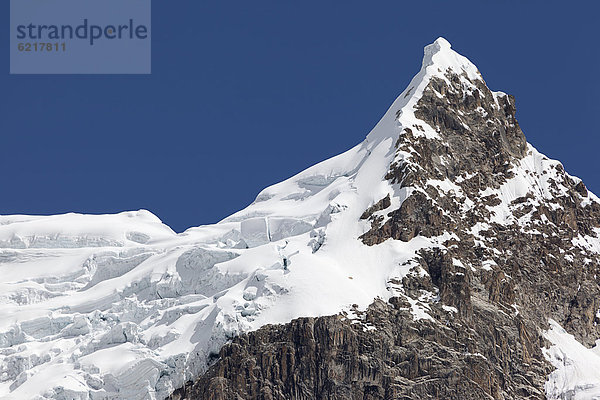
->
[1, 1, 598, 232]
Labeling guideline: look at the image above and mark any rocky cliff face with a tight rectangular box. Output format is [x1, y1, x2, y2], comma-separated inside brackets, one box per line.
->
[169, 39, 600, 399]
[169, 298, 550, 400]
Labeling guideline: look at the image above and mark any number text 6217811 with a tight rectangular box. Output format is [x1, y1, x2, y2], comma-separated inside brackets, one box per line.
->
[18, 42, 66, 52]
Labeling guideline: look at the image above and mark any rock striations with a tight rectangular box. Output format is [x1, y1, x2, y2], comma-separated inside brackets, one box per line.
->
[169, 38, 600, 400]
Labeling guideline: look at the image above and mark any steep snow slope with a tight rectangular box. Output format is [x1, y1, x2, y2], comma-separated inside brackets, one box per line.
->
[1, 38, 599, 399]
[543, 320, 600, 400]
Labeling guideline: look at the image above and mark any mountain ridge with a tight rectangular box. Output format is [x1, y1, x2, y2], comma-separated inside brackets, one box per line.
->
[1, 38, 600, 399]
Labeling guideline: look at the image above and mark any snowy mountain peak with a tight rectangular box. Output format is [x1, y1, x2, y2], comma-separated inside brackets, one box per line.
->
[366, 37, 482, 143]
[2, 39, 600, 400]
[421, 37, 480, 80]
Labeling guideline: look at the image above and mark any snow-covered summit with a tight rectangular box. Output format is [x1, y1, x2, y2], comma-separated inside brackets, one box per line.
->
[367, 36, 481, 144]
[422, 37, 481, 80]
[0, 210, 175, 249]
[1, 38, 599, 400]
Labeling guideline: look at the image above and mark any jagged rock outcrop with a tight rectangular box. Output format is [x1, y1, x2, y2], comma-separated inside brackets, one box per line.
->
[169, 38, 600, 400]
[169, 298, 549, 400]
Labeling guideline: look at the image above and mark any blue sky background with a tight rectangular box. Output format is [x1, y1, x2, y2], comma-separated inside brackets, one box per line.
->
[1, 1, 598, 232]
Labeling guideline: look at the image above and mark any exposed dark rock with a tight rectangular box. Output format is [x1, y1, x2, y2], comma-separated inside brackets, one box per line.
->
[169, 298, 549, 400]
[361, 192, 448, 244]
[360, 195, 391, 220]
